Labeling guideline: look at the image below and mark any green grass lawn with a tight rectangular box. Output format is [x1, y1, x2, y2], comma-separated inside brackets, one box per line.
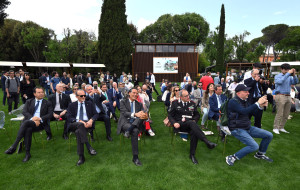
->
[0, 87, 299, 190]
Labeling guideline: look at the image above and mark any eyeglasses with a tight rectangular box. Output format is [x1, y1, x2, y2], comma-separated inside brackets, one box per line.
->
[183, 95, 189, 97]
[74, 89, 78, 90]
[175, 90, 179, 92]
[78, 95, 86, 97]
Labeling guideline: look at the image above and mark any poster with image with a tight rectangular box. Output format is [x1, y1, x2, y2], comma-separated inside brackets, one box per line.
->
[153, 57, 178, 73]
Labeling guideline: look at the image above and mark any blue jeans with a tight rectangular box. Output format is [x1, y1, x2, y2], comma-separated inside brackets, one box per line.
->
[201, 108, 209, 125]
[231, 126, 273, 159]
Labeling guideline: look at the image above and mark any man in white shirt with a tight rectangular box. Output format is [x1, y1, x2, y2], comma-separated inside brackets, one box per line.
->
[150, 72, 159, 95]
[243, 63, 263, 82]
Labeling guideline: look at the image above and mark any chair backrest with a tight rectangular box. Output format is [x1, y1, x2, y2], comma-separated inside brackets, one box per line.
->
[11, 104, 25, 117]
[0, 111, 5, 129]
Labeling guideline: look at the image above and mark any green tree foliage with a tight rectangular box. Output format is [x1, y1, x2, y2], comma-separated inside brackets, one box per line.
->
[198, 53, 210, 73]
[98, 0, 132, 73]
[261, 24, 289, 61]
[0, 0, 10, 27]
[139, 13, 209, 44]
[204, 29, 234, 66]
[232, 31, 250, 62]
[246, 44, 266, 62]
[276, 26, 300, 61]
[216, 4, 225, 74]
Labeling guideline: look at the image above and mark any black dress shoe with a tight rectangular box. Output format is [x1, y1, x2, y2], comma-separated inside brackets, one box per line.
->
[206, 141, 217, 149]
[106, 135, 113, 141]
[91, 137, 95, 142]
[189, 155, 199, 164]
[22, 153, 31, 162]
[132, 158, 142, 166]
[47, 135, 52, 141]
[113, 117, 118, 123]
[77, 155, 85, 166]
[88, 147, 97, 155]
[124, 131, 130, 138]
[63, 134, 69, 140]
[5, 147, 16, 154]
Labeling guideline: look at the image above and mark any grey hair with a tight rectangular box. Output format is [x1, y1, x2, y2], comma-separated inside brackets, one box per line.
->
[251, 69, 259, 74]
[214, 84, 222, 91]
[180, 89, 188, 97]
[85, 84, 92, 90]
[76, 89, 85, 96]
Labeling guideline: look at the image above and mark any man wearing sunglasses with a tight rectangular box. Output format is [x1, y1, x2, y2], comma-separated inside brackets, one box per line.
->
[168, 89, 217, 164]
[66, 89, 98, 166]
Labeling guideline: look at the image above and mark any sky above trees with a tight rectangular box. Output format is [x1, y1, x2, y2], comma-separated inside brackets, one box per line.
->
[5, 0, 300, 40]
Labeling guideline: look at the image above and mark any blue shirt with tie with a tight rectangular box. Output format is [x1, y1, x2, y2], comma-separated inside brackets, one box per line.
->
[76, 101, 88, 122]
[31, 99, 43, 123]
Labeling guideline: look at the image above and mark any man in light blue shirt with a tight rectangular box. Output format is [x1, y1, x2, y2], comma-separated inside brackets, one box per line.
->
[273, 63, 299, 134]
[214, 72, 221, 85]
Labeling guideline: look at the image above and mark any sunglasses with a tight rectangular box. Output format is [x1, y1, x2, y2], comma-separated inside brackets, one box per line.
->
[78, 95, 86, 97]
[175, 90, 180, 92]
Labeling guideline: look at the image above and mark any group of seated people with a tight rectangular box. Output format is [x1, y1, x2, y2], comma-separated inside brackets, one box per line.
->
[4, 77, 156, 166]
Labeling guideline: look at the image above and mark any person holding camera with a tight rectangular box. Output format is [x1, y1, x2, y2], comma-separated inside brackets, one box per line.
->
[244, 69, 264, 128]
[273, 63, 299, 134]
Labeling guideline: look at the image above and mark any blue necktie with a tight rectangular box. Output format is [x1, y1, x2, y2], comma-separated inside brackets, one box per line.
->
[34, 100, 40, 114]
[200, 89, 203, 97]
[131, 102, 134, 113]
[79, 103, 84, 120]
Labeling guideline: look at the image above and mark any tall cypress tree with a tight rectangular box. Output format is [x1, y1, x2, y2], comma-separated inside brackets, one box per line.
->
[216, 4, 225, 74]
[98, 0, 132, 73]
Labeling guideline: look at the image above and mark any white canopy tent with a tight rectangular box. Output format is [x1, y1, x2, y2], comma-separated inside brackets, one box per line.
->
[0, 61, 23, 67]
[271, 62, 300, 67]
[26, 62, 70, 67]
[72, 63, 105, 68]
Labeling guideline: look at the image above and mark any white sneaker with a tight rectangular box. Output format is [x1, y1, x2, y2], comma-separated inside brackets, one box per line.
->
[138, 136, 141, 141]
[288, 115, 292, 120]
[279, 129, 290, 133]
[148, 129, 155, 136]
[273, 129, 280, 134]
[8, 112, 12, 115]
[152, 99, 156, 102]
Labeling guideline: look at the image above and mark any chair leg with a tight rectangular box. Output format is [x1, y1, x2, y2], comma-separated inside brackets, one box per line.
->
[40, 132, 45, 149]
[223, 135, 227, 155]
[68, 132, 72, 152]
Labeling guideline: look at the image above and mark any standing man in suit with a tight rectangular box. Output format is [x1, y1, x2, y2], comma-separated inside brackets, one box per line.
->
[85, 85, 112, 141]
[48, 83, 71, 139]
[42, 72, 51, 97]
[86, 73, 93, 85]
[168, 89, 217, 164]
[104, 71, 112, 84]
[244, 69, 263, 128]
[5, 87, 53, 162]
[108, 82, 122, 121]
[117, 88, 148, 166]
[208, 84, 228, 141]
[66, 89, 98, 166]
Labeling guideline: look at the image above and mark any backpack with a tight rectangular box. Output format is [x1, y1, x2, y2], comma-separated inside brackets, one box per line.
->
[219, 98, 237, 126]
[7, 78, 20, 90]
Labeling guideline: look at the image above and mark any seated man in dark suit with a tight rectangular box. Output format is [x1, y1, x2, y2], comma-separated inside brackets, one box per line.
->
[66, 89, 99, 166]
[85, 73, 94, 85]
[85, 84, 112, 141]
[208, 84, 227, 140]
[48, 83, 71, 139]
[5, 87, 53, 162]
[107, 82, 122, 118]
[168, 89, 217, 165]
[101, 83, 118, 122]
[117, 88, 148, 166]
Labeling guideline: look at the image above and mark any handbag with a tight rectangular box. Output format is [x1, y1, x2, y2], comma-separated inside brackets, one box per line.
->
[163, 117, 172, 127]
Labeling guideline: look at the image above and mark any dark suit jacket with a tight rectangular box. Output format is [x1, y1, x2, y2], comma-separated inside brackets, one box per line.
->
[85, 93, 107, 114]
[66, 101, 98, 129]
[117, 99, 144, 134]
[244, 77, 262, 104]
[107, 88, 122, 110]
[208, 93, 227, 121]
[104, 75, 112, 82]
[48, 93, 71, 111]
[22, 98, 53, 132]
[1, 75, 7, 91]
[86, 76, 94, 85]
[185, 84, 193, 94]
[133, 77, 140, 86]
[41, 76, 51, 89]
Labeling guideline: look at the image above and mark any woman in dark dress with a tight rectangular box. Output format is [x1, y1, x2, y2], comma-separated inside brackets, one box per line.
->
[20, 73, 36, 103]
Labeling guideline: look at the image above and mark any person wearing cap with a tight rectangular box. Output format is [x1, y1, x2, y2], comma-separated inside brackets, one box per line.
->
[243, 62, 263, 82]
[273, 63, 299, 134]
[225, 84, 273, 166]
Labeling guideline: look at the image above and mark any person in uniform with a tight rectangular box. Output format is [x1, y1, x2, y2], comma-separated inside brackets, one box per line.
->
[168, 89, 217, 164]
